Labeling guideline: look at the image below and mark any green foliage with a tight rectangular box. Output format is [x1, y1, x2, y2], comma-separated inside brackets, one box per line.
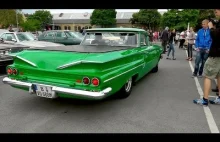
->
[161, 9, 199, 31]
[129, 9, 161, 30]
[195, 9, 215, 31]
[28, 10, 53, 29]
[90, 9, 117, 27]
[0, 9, 24, 28]
[20, 19, 41, 31]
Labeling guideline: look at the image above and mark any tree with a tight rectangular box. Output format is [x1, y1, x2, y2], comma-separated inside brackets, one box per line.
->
[160, 9, 199, 31]
[90, 9, 117, 28]
[28, 10, 53, 29]
[129, 9, 161, 30]
[20, 19, 41, 31]
[0, 9, 24, 28]
[195, 9, 215, 31]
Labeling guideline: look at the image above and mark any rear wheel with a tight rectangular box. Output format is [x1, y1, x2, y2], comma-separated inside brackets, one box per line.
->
[151, 64, 158, 73]
[118, 77, 133, 99]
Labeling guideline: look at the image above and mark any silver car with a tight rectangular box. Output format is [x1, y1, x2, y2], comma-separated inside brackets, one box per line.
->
[0, 32, 64, 47]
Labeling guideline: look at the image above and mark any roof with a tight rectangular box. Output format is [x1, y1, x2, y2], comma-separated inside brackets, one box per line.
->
[86, 28, 146, 32]
[52, 12, 135, 24]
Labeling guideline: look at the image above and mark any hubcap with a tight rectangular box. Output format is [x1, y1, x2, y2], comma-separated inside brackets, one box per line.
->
[125, 78, 132, 92]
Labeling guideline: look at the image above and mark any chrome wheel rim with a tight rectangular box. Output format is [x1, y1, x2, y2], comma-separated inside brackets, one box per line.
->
[125, 78, 132, 92]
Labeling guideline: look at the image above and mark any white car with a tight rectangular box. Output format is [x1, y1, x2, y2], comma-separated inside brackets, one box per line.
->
[0, 32, 64, 47]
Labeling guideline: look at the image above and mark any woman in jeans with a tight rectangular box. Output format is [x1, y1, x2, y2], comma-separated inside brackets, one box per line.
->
[186, 27, 196, 61]
[166, 29, 176, 60]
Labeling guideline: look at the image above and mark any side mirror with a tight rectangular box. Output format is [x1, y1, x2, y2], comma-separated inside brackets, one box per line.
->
[12, 39, 17, 42]
[0, 38, 3, 42]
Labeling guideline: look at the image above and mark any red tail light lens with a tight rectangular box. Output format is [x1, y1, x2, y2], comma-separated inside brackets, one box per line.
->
[7, 68, 13, 75]
[92, 78, 99, 86]
[12, 69, 17, 75]
[82, 77, 90, 85]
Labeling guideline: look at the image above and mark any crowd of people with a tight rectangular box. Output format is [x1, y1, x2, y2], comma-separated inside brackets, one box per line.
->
[159, 9, 220, 106]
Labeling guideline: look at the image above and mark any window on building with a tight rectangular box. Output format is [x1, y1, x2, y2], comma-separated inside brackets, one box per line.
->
[74, 26, 78, 31]
[78, 26, 81, 31]
[68, 26, 71, 30]
[59, 13, 63, 17]
[89, 26, 92, 29]
[64, 26, 67, 30]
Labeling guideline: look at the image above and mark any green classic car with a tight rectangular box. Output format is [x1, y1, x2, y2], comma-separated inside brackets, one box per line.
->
[38, 30, 83, 45]
[3, 28, 163, 100]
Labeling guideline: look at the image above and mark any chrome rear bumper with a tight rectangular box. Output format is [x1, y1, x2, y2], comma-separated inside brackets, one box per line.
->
[2, 77, 112, 99]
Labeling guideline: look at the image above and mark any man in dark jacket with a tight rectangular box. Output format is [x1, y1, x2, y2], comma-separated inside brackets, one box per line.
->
[161, 27, 169, 54]
[193, 9, 220, 106]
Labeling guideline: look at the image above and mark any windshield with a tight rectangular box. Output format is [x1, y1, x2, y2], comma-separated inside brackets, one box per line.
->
[68, 31, 84, 38]
[80, 32, 138, 47]
[16, 33, 36, 41]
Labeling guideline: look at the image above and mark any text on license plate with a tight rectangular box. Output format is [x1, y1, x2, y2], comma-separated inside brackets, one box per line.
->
[33, 84, 53, 98]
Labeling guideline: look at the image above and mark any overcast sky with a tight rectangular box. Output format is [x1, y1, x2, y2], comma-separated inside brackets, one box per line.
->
[22, 9, 168, 14]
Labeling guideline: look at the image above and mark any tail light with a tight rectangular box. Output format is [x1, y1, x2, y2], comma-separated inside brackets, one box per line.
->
[92, 78, 99, 86]
[12, 69, 18, 75]
[82, 77, 90, 85]
[7, 68, 13, 75]
[7, 68, 18, 75]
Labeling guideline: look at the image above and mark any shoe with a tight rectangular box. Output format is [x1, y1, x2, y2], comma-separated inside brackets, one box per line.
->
[197, 75, 203, 78]
[186, 58, 190, 60]
[212, 88, 219, 92]
[189, 58, 193, 61]
[192, 74, 197, 78]
[209, 97, 220, 105]
[172, 58, 176, 60]
[193, 98, 208, 106]
[166, 57, 170, 59]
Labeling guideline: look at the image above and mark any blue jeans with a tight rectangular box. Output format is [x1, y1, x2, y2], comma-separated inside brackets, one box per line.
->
[167, 43, 175, 57]
[193, 49, 209, 75]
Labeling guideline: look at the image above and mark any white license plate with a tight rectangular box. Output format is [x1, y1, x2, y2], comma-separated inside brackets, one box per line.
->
[33, 84, 54, 98]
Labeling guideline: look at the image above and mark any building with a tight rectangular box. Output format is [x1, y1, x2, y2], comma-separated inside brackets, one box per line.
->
[51, 11, 166, 31]
[51, 12, 136, 31]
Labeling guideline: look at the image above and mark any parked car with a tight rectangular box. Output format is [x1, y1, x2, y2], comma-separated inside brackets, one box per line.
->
[38, 30, 83, 45]
[0, 32, 64, 47]
[0, 43, 29, 67]
[3, 28, 163, 100]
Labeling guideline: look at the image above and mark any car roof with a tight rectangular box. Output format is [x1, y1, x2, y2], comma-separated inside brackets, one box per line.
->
[86, 28, 146, 32]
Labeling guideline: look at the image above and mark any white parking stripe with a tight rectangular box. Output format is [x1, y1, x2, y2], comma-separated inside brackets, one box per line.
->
[185, 50, 219, 133]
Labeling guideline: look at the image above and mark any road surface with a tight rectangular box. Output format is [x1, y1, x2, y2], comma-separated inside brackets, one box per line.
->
[0, 46, 219, 133]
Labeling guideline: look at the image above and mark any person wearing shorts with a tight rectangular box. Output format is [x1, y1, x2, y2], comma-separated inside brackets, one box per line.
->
[193, 9, 220, 106]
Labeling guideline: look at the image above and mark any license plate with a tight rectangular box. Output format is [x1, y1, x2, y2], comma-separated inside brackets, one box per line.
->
[32, 84, 54, 98]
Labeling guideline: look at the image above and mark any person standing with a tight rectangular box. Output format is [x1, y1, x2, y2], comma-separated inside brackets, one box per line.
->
[193, 9, 220, 105]
[161, 27, 169, 54]
[8, 25, 14, 32]
[186, 27, 196, 61]
[166, 29, 176, 60]
[179, 31, 185, 48]
[192, 19, 212, 78]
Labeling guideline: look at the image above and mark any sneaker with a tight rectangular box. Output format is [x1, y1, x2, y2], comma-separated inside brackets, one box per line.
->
[172, 58, 176, 60]
[209, 97, 220, 104]
[192, 74, 197, 78]
[166, 57, 171, 59]
[198, 75, 203, 78]
[193, 98, 208, 106]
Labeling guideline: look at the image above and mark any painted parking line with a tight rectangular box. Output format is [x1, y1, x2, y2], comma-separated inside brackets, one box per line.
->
[185, 50, 219, 133]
